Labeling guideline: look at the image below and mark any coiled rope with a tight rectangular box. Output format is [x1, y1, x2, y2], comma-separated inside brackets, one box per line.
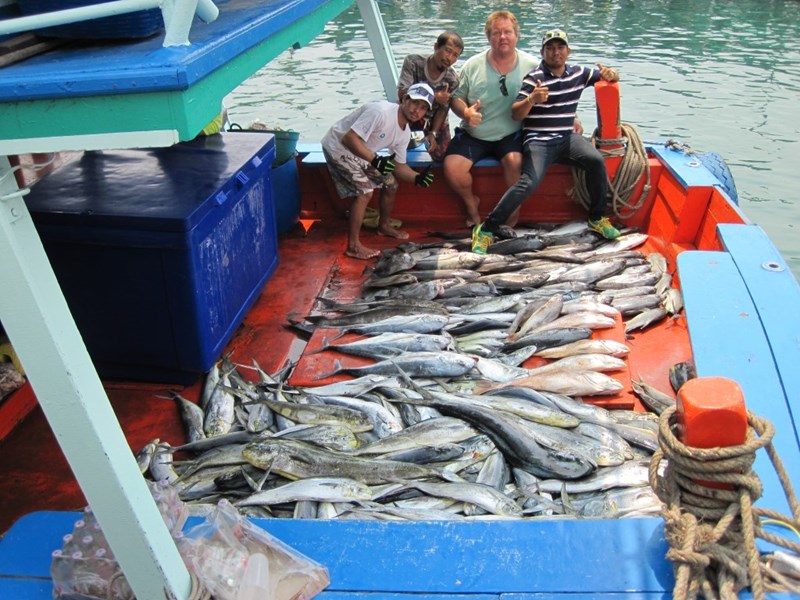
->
[571, 122, 652, 220]
[649, 406, 800, 599]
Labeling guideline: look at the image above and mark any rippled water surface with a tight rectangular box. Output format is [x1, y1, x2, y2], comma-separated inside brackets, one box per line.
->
[227, 0, 800, 278]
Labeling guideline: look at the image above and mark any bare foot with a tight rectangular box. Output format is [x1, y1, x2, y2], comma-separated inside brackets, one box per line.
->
[377, 226, 410, 239]
[345, 246, 380, 259]
[465, 196, 480, 228]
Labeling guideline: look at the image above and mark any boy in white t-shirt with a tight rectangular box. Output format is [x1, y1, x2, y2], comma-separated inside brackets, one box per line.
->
[322, 83, 436, 259]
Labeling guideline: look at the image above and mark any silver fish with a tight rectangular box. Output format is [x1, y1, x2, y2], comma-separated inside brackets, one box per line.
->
[477, 271, 549, 290]
[399, 480, 523, 517]
[472, 356, 530, 382]
[591, 232, 649, 255]
[530, 311, 617, 333]
[354, 416, 479, 456]
[203, 370, 235, 437]
[560, 299, 620, 318]
[647, 252, 668, 275]
[624, 307, 668, 333]
[477, 369, 623, 397]
[507, 293, 564, 341]
[398, 389, 595, 479]
[168, 391, 206, 443]
[554, 258, 627, 285]
[235, 477, 373, 507]
[259, 395, 374, 432]
[323, 351, 476, 379]
[272, 423, 360, 452]
[631, 377, 676, 415]
[595, 271, 660, 290]
[243, 439, 445, 484]
[534, 338, 630, 359]
[348, 313, 450, 334]
[136, 438, 160, 474]
[525, 353, 627, 375]
[319, 331, 454, 359]
[662, 287, 684, 315]
[611, 294, 663, 317]
[536, 459, 651, 494]
[414, 252, 485, 271]
[315, 394, 404, 439]
[373, 251, 416, 276]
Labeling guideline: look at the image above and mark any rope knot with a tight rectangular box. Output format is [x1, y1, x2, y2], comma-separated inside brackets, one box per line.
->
[650, 406, 800, 599]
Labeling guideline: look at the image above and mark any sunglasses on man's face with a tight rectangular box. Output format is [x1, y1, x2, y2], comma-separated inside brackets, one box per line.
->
[499, 75, 508, 96]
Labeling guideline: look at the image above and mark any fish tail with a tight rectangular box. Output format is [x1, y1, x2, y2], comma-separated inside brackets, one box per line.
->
[313, 358, 344, 381]
[305, 336, 330, 356]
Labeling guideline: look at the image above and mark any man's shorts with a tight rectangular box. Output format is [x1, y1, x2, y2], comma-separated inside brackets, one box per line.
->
[322, 148, 398, 199]
[444, 128, 523, 164]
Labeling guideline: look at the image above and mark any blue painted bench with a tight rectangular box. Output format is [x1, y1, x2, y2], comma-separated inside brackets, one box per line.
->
[678, 223, 800, 514]
[0, 510, 675, 598]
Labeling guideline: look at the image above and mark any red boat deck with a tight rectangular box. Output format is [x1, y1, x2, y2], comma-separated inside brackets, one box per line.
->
[0, 210, 689, 536]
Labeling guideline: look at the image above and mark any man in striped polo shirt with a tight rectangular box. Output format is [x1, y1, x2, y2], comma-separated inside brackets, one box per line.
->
[471, 29, 621, 253]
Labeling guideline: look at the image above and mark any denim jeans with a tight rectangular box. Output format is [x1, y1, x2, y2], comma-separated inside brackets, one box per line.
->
[484, 133, 609, 231]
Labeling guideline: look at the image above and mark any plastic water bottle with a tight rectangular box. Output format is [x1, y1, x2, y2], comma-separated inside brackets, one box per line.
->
[235, 552, 271, 600]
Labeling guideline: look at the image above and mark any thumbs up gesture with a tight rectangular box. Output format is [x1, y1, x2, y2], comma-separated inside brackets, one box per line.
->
[532, 79, 549, 104]
[597, 63, 619, 82]
[464, 99, 482, 127]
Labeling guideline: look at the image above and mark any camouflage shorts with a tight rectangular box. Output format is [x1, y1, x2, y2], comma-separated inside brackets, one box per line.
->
[322, 148, 398, 199]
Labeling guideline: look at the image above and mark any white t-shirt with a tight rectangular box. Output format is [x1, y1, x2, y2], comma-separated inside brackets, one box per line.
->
[321, 101, 410, 164]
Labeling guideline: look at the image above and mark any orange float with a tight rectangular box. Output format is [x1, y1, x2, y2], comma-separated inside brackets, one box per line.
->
[676, 376, 749, 489]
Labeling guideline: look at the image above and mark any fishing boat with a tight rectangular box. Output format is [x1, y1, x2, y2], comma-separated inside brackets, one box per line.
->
[0, 0, 798, 598]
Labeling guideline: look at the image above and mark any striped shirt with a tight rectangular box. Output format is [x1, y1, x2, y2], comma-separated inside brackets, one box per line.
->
[517, 62, 601, 143]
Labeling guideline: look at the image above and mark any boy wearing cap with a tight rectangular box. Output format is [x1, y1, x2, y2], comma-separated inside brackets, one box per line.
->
[471, 29, 621, 254]
[397, 31, 464, 161]
[321, 83, 436, 260]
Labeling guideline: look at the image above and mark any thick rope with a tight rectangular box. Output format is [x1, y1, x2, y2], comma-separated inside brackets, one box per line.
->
[649, 406, 800, 599]
[571, 122, 652, 220]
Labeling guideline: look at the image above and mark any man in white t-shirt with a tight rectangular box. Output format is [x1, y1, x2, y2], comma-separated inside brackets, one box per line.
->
[322, 82, 436, 259]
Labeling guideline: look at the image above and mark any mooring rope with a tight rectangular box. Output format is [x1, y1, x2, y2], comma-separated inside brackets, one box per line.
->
[649, 406, 800, 599]
[571, 122, 652, 221]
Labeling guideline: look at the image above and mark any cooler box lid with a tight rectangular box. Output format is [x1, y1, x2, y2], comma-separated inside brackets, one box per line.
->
[24, 132, 276, 233]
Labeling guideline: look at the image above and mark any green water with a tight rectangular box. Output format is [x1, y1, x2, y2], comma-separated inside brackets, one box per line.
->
[226, 0, 800, 279]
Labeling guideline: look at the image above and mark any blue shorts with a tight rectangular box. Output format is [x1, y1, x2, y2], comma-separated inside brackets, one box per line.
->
[444, 128, 523, 164]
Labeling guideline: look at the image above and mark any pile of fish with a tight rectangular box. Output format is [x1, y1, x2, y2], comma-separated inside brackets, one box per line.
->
[141, 221, 684, 521]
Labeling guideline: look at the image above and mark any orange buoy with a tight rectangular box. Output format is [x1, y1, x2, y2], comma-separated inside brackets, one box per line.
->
[676, 376, 748, 489]
[676, 377, 748, 448]
[594, 81, 623, 179]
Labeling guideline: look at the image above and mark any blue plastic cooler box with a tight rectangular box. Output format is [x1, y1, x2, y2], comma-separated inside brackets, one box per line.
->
[25, 133, 277, 383]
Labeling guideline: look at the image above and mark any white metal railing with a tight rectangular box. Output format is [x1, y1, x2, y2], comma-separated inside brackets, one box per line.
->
[0, 0, 219, 46]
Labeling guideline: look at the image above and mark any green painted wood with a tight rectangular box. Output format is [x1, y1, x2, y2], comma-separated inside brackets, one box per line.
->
[0, 0, 352, 152]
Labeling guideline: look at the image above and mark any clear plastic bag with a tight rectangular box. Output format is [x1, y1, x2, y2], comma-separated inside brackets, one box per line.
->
[50, 508, 133, 600]
[51, 489, 329, 600]
[51, 480, 186, 600]
[177, 499, 330, 600]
